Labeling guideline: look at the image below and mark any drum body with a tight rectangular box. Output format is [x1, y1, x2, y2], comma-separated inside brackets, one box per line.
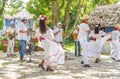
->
[101, 41, 113, 55]
[73, 34, 78, 41]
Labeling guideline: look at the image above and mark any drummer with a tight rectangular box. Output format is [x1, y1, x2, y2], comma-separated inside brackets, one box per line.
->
[72, 28, 81, 57]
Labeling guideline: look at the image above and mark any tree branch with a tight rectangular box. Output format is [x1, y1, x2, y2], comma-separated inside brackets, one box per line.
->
[60, 0, 65, 9]
[64, 0, 81, 40]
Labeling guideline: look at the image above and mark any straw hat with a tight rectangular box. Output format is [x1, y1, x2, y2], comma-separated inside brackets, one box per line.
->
[57, 22, 62, 26]
[10, 21, 14, 25]
[80, 15, 90, 20]
[115, 24, 120, 28]
[21, 17, 28, 21]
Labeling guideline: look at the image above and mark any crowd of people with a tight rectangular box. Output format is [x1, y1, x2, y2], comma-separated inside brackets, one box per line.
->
[3, 14, 120, 71]
[73, 15, 120, 67]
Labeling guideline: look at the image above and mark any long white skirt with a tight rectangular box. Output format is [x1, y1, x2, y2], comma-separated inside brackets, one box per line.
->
[39, 39, 64, 69]
[88, 34, 111, 58]
[111, 41, 120, 60]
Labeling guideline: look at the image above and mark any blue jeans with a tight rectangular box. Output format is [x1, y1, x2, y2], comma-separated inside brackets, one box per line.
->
[20, 40, 26, 60]
[59, 42, 63, 47]
[26, 43, 34, 54]
[75, 41, 81, 56]
[29, 43, 34, 53]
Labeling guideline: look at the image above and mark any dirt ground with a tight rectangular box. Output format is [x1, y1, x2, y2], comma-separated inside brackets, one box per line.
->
[0, 51, 120, 79]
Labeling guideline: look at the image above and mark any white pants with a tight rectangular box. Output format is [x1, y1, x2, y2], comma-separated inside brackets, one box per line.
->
[79, 38, 89, 64]
[7, 39, 15, 54]
[111, 41, 120, 60]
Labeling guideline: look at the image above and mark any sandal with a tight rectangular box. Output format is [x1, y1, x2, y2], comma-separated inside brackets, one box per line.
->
[46, 67, 54, 71]
[38, 64, 45, 70]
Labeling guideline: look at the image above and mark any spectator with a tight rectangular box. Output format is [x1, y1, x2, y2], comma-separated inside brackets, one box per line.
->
[18, 17, 29, 62]
[53, 22, 65, 46]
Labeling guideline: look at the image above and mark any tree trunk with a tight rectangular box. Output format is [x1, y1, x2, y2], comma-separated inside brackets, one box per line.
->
[52, 0, 60, 26]
[64, 0, 81, 40]
[63, 0, 73, 30]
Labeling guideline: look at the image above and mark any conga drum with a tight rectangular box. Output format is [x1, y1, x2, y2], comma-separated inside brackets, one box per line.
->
[73, 34, 78, 41]
[101, 41, 112, 55]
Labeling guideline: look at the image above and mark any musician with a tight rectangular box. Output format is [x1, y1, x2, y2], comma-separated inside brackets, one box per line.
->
[53, 22, 65, 46]
[72, 28, 81, 57]
[26, 28, 35, 54]
[6, 21, 16, 57]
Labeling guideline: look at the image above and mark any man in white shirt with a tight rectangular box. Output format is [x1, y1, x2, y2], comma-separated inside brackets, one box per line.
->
[53, 22, 65, 46]
[18, 17, 28, 61]
[111, 24, 120, 61]
[77, 15, 91, 67]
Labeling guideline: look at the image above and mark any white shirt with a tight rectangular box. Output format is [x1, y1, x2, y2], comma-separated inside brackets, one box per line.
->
[53, 27, 63, 42]
[73, 29, 78, 34]
[6, 27, 15, 34]
[112, 30, 120, 41]
[77, 23, 90, 39]
[26, 35, 31, 44]
[89, 30, 106, 39]
[18, 22, 28, 41]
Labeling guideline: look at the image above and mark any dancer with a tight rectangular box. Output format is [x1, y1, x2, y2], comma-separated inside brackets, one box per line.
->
[111, 24, 120, 61]
[88, 24, 110, 63]
[77, 15, 91, 67]
[36, 15, 64, 71]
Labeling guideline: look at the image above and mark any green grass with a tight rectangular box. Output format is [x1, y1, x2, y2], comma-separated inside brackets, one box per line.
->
[64, 38, 75, 51]
[0, 41, 3, 50]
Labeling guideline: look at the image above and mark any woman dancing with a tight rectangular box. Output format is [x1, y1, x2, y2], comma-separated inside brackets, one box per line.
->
[36, 15, 64, 71]
[88, 23, 111, 63]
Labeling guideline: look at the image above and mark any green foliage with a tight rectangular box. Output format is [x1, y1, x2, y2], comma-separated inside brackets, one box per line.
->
[0, 17, 4, 30]
[0, 0, 24, 30]
[0, 42, 3, 50]
[26, 0, 52, 26]
[26, 0, 52, 18]
[26, 0, 118, 41]
[4, 0, 24, 15]
[64, 35, 75, 51]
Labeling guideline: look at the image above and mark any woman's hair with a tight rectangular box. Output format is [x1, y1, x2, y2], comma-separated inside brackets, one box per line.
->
[94, 23, 101, 34]
[100, 27, 105, 32]
[39, 15, 48, 34]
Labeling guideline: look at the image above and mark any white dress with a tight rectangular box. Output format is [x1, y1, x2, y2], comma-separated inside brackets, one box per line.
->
[111, 30, 120, 60]
[36, 28, 64, 69]
[88, 30, 111, 58]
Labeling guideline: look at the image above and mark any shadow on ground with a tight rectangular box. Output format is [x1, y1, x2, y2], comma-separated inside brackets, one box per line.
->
[0, 51, 120, 79]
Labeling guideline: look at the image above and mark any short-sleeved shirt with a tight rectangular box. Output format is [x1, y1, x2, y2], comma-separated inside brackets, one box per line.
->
[73, 29, 78, 34]
[18, 22, 28, 41]
[112, 30, 120, 41]
[53, 27, 63, 42]
[6, 27, 15, 34]
[77, 23, 90, 39]
[89, 30, 106, 39]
